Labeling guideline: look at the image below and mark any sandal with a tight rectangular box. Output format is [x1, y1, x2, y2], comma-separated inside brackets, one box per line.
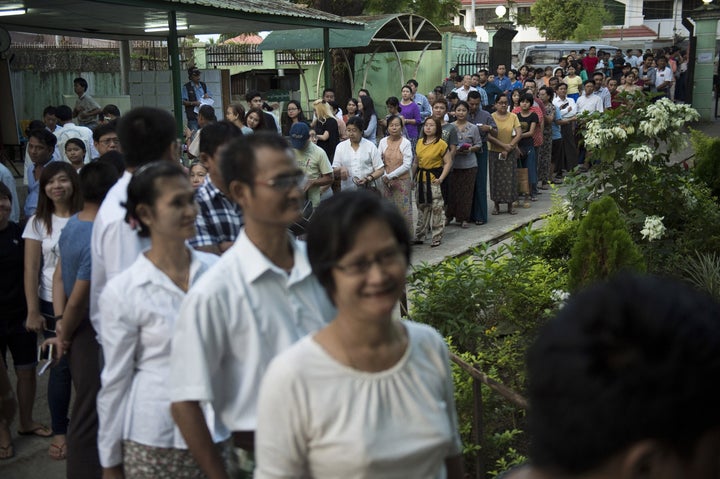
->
[431, 240, 442, 248]
[18, 424, 52, 438]
[530, 196, 538, 202]
[475, 220, 485, 225]
[491, 208, 500, 215]
[523, 201, 531, 208]
[508, 208, 518, 215]
[49, 442, 67, 461]
[460, 222, 470, 229]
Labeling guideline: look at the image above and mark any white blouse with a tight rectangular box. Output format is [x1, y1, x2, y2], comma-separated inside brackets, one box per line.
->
[22, 214, 70, 302]
[332, 138, 384, 191]
[256, 321, 463, 479]
[97, 249, 228, 468]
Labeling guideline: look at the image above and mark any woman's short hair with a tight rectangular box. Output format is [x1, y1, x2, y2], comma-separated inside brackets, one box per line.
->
[306, 190, 410, 300]
[346, 116, 364, 131]
[124, 161, 188, 237]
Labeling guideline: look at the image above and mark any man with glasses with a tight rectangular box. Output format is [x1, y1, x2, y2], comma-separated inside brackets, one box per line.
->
[182, 67, 212, 131]
[170, 132, 335, 479]
[92, 120, 121, 158]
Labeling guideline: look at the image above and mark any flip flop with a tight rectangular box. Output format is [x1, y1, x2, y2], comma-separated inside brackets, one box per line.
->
[18, 425, 52, 438]
[49, 442, 66, 460]
[0, 444, 14, 460]
[491, 209, 500, 215]
[431, 240, 442, 248]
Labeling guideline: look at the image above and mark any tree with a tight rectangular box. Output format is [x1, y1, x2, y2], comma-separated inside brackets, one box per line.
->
[533, 1, 611, 41]
[568, 196, 646, 291]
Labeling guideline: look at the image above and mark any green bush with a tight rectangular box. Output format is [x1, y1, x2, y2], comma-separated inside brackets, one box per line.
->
[568, 196, 646, 291]
[690, 128, 720, 199]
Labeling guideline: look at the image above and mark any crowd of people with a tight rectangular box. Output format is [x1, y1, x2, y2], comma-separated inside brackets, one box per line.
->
[0, 48, 715, 479]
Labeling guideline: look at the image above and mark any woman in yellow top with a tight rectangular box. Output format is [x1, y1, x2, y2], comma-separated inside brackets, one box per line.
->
[487, 96, 522, 215]
[563, 64, 583, 101]
[413, 117, 452, 248]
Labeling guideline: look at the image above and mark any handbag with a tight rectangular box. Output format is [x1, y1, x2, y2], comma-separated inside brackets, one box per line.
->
[289, 198, 314, 237]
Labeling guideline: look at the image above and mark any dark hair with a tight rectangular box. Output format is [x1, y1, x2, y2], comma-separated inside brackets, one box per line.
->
[322, 87, 335, 96]
[358, 88, 370, 97]
[25, 120, 45, 137]
[385, 96, 400, 111]
[102, 104, 121, 117]
[583, 79, 595, 87]
[245, 90, 262, 103]
[358, 95, 376, 131]
[33, 162, 82, 235]
[432, 98, 447, 107]
[421, 117, 442, 142]
[65, 138, 86, 155]
[527, 274, 720, 474]
[28, 128, 58, 149]
[117, 107, 176, 168]
[42, 106, 57, 117]
[385, 114, 403, 130]
[467, 90, 482, 101]
[199, 120, 242, 157]
[93, 119, 117, 142]
[346, 115, 364, 132]
[73, 77, 88, 92]
[79, 161, 117, 203]
[198, 104, 217, 122]
[96, 151, 125, 178]
[0, 181, 12, 203]
[447, 91, 458, 100]
[406, 79, 419, 88]
[455, 100, 470, 111]
[219, 132, 290, 193]
[539, 86, 554, 100]
[306, 190, 410, 300]
[245, 108, 266, 131]
[124, 161, 188, 237]
[519, 93, 534, 104]
[477, 68, 489, 75]
[347, 98, 359, 110]
[400, 84, 412, 94]
[286, 100, 306, 122]
[55, 105, 72, 122]
[592, 71, 605, 79]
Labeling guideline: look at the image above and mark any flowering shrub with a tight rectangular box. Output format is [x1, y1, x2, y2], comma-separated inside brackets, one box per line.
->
[565, 92, 720, 274]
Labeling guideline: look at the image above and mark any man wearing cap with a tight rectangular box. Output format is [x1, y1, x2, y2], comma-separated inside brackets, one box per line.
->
[182, 67, 212, 131]
[290, 123, 333, 207]
[443, 67, 458, 95]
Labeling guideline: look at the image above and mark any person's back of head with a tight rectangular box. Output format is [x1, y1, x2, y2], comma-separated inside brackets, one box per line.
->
[117, 107, 176, 169]
[79, 161, 118, 204]
[199, 120, 241, 158]
[55, 105, 73, 124]
[526, 274, 720, 477]
[102, 104, 121, 118]
[96, 151, 126, 178]
[198, 105, 217, 123]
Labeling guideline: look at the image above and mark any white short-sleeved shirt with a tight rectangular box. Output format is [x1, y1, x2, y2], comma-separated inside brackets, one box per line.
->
[255, 321, 463, 479]
[90, 171, 150, 340]
[97, 250, 228, 468]
[22, 214, 71, 301]
[332, 138, 383, 191]
[169, 231, 335, 432]
[576, 94, 604, 114]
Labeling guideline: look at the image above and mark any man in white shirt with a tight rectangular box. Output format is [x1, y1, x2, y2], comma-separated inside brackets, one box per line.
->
[552, 83, 579, 175]
[592, 72, 612, 109]
[89, 107, 177, 340]
[654, 56, 673, 99]
[453, 75, 478, 101]
[576, 80, 604, 114]
[170, 132, 335, 479]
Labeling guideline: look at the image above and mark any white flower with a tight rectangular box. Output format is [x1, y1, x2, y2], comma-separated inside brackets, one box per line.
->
[680, 185, 698, 209]
[626, 145, 654, 164]
[551, 289, 571, 308]
[640, 215, 666, 241]
[561, 200, 575, 220]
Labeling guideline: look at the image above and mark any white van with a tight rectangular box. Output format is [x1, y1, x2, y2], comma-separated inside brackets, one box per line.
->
[518, 44, 621, 69]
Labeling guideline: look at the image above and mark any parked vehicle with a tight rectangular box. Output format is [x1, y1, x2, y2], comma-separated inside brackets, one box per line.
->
[518, 43, 621, 69]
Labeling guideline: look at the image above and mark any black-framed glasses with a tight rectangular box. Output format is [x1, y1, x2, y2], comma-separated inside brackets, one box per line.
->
[334, 248, 406, 276]
[255, 172, 307, 191]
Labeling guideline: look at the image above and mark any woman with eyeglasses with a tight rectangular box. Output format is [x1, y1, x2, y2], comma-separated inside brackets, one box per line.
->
[23, 162, 83, 460]
[97, 162, 227, 479]
[281, 100, 308, 137]
[255, 190, 464, 479]
[332, 116, 383, 193]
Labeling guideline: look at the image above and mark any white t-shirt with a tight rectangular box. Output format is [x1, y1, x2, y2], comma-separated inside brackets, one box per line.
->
[255, 321, 463, 479]
[655, 66, 673, 88]
[22, 214, 70, 301]
[576, 94, 604, 114]
[332, 138, 383, 191]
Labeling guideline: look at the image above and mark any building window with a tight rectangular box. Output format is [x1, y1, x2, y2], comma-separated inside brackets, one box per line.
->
[605, 0, 626, 25]
[475, 8, 508, 25]
[516, 7, 532, 26]
[643, 0, 674, 20]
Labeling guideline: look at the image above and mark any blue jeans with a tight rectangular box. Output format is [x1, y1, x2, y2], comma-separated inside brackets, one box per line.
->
[520, 146, 538, 195]
[40, 299, 71, 435]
